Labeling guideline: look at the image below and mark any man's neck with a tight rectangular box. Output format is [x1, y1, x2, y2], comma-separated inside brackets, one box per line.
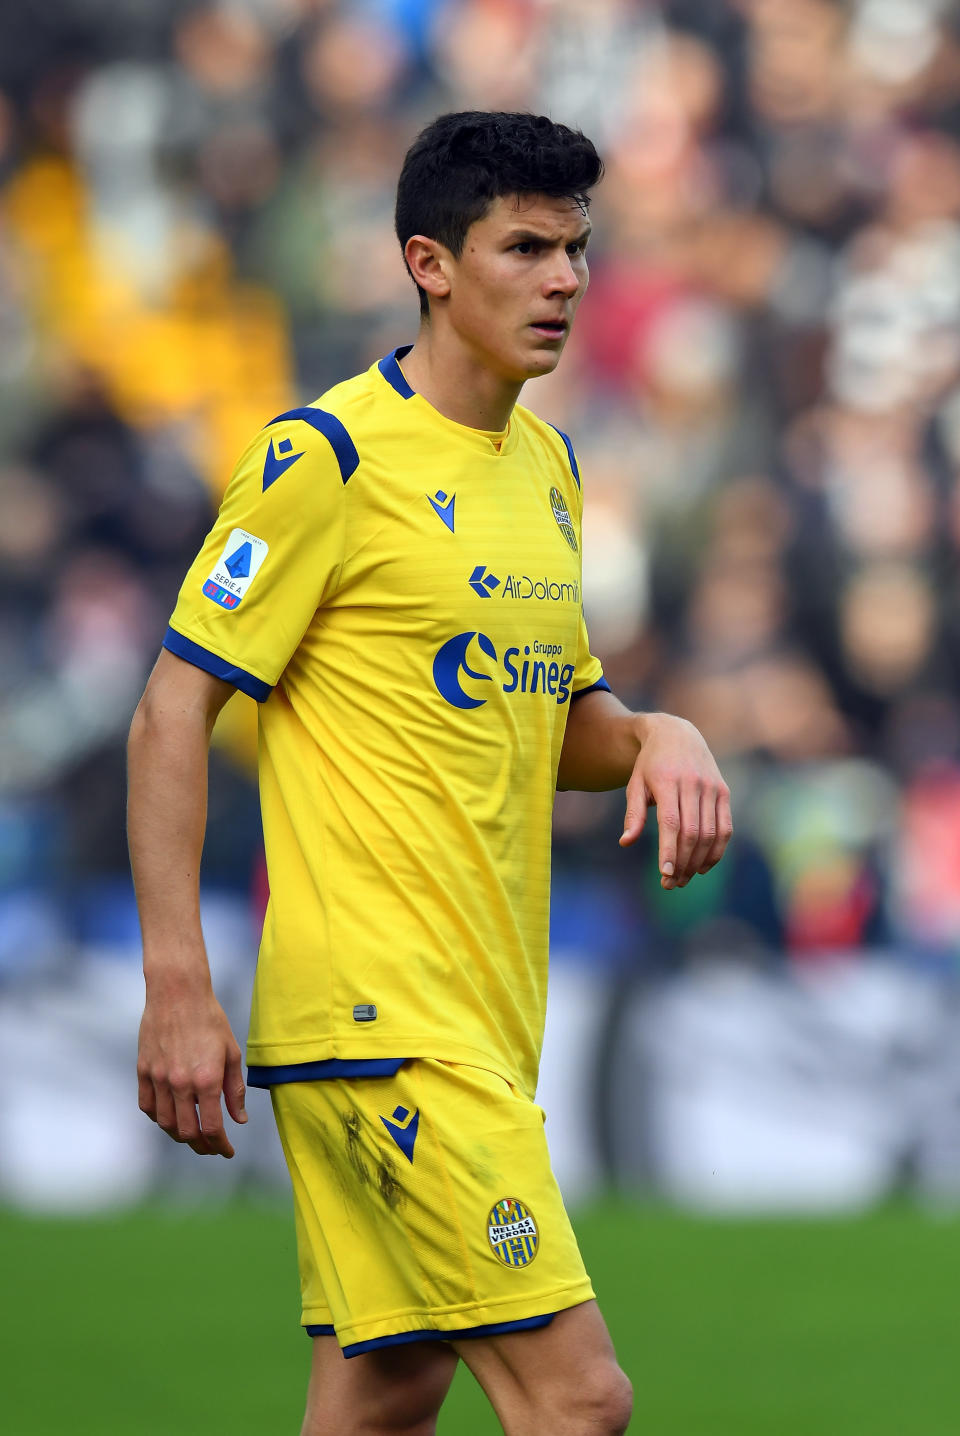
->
[398, 327, 522, 432]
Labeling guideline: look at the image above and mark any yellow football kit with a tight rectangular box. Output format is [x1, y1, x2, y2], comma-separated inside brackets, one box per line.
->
[164, 346, 608, 1347]
[272, 1060, 595, 1355]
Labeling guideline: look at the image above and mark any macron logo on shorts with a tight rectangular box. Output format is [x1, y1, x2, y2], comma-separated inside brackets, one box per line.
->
[380, 1105, 419, 1164]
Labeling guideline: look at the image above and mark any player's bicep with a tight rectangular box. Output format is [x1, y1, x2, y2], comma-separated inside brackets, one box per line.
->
[144, 648, 236, 722]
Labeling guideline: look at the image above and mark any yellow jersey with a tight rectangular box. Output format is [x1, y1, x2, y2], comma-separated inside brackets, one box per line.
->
[165, 347, 607, 1098]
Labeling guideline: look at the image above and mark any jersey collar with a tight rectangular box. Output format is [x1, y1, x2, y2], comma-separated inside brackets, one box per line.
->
[376, 346, 518, 456]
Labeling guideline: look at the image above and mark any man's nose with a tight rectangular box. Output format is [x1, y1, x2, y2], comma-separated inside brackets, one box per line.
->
[544, 253, 582, 298]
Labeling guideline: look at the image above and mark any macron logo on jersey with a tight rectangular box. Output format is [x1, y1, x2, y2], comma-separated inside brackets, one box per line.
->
[263, 436, 304, 491]
[427, 489, 456, 532]
[203, 528, 269, 609]
[380, 1105, 420, 1164]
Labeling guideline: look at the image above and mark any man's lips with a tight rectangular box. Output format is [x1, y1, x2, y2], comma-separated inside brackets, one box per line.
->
[530, 319, 568, 339]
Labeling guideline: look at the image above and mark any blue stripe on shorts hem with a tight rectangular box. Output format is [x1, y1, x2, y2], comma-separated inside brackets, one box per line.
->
[305, 1324, 336, 1337]
[332, 1312, 556, 1357]
[247, 1058, 406, 1086]
[162, 627, 272, 702]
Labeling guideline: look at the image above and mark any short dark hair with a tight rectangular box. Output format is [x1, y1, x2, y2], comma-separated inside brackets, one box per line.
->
[395, 111, 603, 316]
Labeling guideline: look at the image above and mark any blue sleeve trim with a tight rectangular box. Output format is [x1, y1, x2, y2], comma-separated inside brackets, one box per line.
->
[305, 1325, 336, 1337]
[162, 627, 272, 702]
[265, 407, 359, 484]
[547, 424, 580, 488]
[377, 345, 415, 400]
[337, 1312, 556, 1358]
[247, 1058, 407, 1087]
[571, 676, 611, 702]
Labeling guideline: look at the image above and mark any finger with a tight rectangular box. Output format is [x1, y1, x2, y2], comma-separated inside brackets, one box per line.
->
[619, 776, 649, 848]
[154, 1081, 180, 1138]
[197, 1087, 235, 1159]
[223, 1046, 248, 1126]
[673, 780, 703, 886]
[687, 785, 718, 879]
[656, 790, 680, 888]
[699, 785, 733, 873]
[138, 1072, 157, 1122]
[172, 1083, 203, 1144]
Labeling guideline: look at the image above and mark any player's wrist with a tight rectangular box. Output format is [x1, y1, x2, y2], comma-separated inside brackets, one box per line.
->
[631, 709, 659, 750]
[142, 944, 213, 998]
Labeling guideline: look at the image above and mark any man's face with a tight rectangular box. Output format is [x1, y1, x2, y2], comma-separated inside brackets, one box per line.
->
[440, 193, 591, 384]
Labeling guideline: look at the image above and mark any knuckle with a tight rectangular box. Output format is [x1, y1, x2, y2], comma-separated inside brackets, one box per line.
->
[660, 812, 681, 831]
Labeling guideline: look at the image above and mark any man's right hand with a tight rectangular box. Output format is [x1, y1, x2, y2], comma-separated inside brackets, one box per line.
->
[137, 983, 248, 1158]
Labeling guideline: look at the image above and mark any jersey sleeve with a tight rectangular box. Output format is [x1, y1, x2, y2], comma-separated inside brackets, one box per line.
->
[163, 409, 353, 700]
[571, 610, 609, 700]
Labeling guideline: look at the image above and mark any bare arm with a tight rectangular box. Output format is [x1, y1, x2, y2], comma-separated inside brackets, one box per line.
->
[557, 689, 733, 890]
[128, 648, 247, 1157]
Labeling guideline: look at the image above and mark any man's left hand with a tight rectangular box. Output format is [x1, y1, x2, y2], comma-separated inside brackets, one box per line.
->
[618, 713, 733, 890]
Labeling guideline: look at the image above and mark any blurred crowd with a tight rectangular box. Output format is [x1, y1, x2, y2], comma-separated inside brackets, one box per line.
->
[2, 0, 960, 987]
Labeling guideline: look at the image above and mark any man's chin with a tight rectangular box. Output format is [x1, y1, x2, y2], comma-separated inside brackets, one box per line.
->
[522, 349, 563, 379]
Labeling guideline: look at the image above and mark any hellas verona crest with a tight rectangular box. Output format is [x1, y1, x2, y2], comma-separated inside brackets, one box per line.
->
[487, 1197, 539, 1267]
[550, 488, 578, 553]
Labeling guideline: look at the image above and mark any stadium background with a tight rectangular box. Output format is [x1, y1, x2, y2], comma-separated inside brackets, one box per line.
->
[2, 1, 960, 1431]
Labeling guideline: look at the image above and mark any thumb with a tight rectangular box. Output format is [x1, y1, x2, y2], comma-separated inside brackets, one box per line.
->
[224, 1048, 248, 1124]
[619, 784, 649, 848]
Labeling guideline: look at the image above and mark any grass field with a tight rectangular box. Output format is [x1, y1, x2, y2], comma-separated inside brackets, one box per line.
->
[3, 1197, 959, 1434]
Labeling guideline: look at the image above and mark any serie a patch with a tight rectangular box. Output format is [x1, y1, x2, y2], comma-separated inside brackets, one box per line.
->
[203, 528, 269, 610]
[487, 1197, 539, 1267]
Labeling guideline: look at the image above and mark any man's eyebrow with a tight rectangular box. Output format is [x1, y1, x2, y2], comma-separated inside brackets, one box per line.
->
[503, 225, 593, 244]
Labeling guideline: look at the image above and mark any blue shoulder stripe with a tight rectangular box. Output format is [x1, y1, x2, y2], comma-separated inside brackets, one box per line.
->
[265, 407, 359, 484]
[547, 423, 580, 488]
[377, 345, 415, 399]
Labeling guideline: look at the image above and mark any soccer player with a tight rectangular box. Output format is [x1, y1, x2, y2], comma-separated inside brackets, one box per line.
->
[128, 111, 732, 1436]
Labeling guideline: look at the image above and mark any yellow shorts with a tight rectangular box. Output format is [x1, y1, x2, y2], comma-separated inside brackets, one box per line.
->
[270, 1060, 595, 1357]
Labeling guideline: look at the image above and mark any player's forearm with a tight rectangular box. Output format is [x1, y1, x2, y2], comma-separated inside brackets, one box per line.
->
[127, 692, 214, 994]
[557, 689, 656, 791]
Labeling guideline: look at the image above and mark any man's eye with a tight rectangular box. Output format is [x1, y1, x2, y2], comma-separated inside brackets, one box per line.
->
[514, 242, 534, 254]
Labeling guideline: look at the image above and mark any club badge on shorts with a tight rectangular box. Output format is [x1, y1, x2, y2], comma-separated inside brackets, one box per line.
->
[487, 1197, 539, 1267]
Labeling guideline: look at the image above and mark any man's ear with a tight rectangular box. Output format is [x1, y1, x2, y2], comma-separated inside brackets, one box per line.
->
[404, 235, 452, 302]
